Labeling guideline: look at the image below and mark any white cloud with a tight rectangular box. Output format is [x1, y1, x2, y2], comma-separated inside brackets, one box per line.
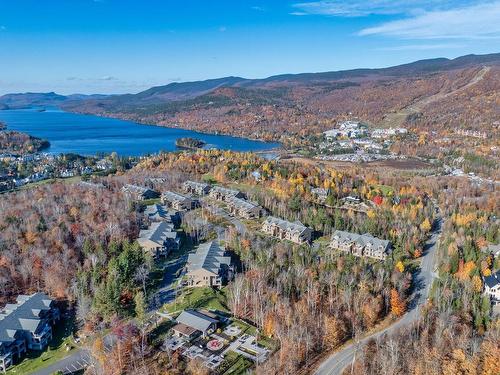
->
[291, 0, 477, 17]
[251, 6, 266, 12]
[359, 1, 500, 39]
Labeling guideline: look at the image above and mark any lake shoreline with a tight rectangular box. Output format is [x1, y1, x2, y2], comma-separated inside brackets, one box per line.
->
[0, 108, 281, 157]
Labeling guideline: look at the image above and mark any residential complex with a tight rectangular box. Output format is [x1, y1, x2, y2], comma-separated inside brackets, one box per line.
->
[329, 230, 391, 260]
[137, 221, 179, 257]
[0, 293, 60, 373]
[183, 180, 211, 196]
[162, 191, 198, 211]
[121, 184, 159, 200]
[186, 241, 232, 287]
[311, 187, 329, 203]
[209, 186, 244, 202]
[226, 196, 264, 219]
[262, 216, 312, 244]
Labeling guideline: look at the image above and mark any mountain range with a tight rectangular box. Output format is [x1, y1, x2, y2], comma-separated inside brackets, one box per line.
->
[1, 53, 499, 141]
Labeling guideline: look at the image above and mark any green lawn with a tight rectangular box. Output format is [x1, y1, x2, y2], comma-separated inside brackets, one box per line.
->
[162, 287, 229, 314]
[219, 351, 253, 375]
[7, 316, 78, 375]
[372, 184, 394, 196]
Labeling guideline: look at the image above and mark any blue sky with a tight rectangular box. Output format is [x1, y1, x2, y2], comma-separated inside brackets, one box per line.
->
[0, 0, 498, 94]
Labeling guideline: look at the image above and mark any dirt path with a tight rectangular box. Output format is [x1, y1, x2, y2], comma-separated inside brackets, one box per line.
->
[379, 66, 491, 128]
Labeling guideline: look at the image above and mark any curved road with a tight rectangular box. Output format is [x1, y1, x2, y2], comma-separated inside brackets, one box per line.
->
[315, 216, 443, 375]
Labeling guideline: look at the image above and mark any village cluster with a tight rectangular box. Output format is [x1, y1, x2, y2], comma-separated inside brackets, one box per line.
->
[317, 120, 408, 162]
[0, 152, 116, 192]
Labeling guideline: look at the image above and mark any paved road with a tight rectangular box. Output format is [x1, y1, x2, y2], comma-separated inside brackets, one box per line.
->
[31, 348, 91, 375]
[315, 217, 443, 375]
[149, 253, 188, 311]
[203, 201, 247, 235]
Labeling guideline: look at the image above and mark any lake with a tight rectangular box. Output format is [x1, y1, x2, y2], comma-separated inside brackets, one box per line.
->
[0, 108, 280, 156]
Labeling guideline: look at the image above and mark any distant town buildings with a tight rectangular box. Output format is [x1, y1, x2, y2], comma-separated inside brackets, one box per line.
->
[226, 196, 264, 219]
[209, 186, 244, 202]
[137, 221, 179, 257]
[324, 121, 367, 140]
[371, 127, 408, 138]
[329, 230, 391, 260]
[456, 129, 487, 139]
[162, 191, 198, 211]
[183, 180, 211, 196]
[186, 241, 232, 287]
[262, 216, 312, 244]
[0, 293, 60, 373]
[121, 184, 159, 200]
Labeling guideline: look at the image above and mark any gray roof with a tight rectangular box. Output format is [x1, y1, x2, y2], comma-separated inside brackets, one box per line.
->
[184, 181, 210, 189]
[162, 191, 191, 202]
[122, 184, 150, 194]
[211, 186, 241, 196]
[227, 196, 260, 211]
[176, 310, 218, 333]
[484, 270, 500, 289]
[144, 204, 176, 221]
[0, 293, 54, 346]
[331, 230, 391, 250]
[138, 221, 177, 245]
[264, 216, 309, 235]
[187, 241, 231, 275]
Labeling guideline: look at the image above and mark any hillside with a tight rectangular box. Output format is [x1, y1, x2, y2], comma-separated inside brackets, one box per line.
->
[1, 53, 499, 143]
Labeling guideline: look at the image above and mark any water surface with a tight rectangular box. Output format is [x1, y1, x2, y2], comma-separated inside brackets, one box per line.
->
[0, 108, 279, 156]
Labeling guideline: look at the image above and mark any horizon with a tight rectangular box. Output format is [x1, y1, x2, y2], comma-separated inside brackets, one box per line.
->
[3, 52, 496, 97]
[1, 0, 499, 95]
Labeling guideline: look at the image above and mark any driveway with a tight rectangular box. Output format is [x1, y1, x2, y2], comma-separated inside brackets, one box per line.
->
[315, 217, 443, 375]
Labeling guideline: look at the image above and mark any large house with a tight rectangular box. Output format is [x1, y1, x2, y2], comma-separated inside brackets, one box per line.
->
[137, 221, 179, 257]
[161, 191, 198, 211]
[484, 270, 500, 306]
[0, 293, 60, 373]
[209, 186, 244, 202]
[144, 204, 180, 225]
[262, 216, 312, 244]
[172, 309, 219, 339]
[186, 242, 232, 287]
[121, 184, 159, 200]
[311, 187, 329, 203]
[226, 197, 264, 219]
[183, 181, 211, 196]
[329, 230, 391, 260]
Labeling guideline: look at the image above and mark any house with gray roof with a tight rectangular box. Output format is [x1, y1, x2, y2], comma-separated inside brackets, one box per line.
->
[161, 191, 198, 211]
[262, 216, 312, 244]
[484, 270, 500, 306]
[311, 187, 329, 203]
[0, 293, 59, 373]
[144, 204, 179, 225]
[121, 184, 159, 200]
[329, 230, 391, 260]
[209, 186, 244, 202]
[183, 181, 211, 196]
[186, 242, 232, 287]
[226, 197, 265, 219]
[173, 310, 219, 339]
[137, 221, 179, 258]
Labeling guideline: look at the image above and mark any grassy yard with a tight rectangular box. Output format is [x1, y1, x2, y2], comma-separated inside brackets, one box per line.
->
[162, 287, 229, 314]
[219, 350, 253, 375]
[7, 316, 78, 375]
[371, 184, 394, 196]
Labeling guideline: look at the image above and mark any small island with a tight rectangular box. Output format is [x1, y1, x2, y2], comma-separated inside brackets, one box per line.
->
[0, 130, 50, 154]
[175, 137, 206, 150]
